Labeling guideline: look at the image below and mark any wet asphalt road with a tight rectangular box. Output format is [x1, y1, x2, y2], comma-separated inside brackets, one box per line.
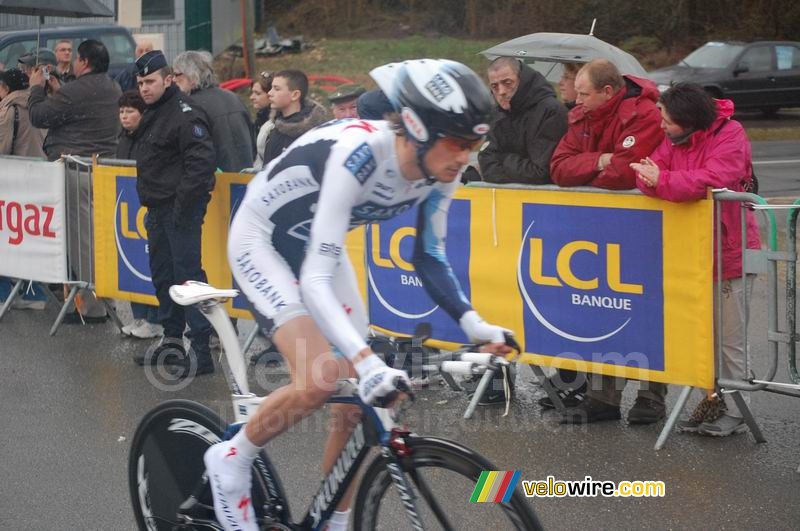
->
[1, 273, 799, 530]
[751, 140, 800, 198]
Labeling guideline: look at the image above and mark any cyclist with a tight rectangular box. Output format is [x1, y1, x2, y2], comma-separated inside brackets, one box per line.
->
[204, 59, 515, 531]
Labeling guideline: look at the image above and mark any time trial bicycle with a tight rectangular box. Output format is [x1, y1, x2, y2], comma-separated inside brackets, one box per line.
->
[128, 281, 541, 530]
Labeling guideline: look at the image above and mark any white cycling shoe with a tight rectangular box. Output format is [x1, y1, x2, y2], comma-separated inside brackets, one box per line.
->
[203, 442, 258, 531]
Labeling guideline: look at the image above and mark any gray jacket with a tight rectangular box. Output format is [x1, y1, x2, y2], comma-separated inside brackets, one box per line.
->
[191, 86, 254, 172]
[28, 71, 121, 161]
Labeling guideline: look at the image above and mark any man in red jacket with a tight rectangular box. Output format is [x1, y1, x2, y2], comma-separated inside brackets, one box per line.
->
[551, 60, 668, 425]
[550, 59, 663, 190]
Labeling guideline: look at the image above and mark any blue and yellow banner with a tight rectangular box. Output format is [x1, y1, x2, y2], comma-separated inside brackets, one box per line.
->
[93, 165, 713, 388]
[365, 186, 713, 389]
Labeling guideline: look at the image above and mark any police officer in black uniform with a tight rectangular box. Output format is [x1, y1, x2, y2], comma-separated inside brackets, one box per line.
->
[132, 50, 216, 375]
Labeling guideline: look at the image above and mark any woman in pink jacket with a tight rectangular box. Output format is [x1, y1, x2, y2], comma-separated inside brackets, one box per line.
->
[631, 83, 760, 437]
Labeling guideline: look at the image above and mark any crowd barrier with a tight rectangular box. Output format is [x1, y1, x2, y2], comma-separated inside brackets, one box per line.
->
[4, 155, 798, 451]
[93, 161, 715, 390]
[0, 155, 121, 333]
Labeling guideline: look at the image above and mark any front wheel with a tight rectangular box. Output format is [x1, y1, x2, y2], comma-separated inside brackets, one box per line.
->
[128, 399, 284, 530]
[353, 437, 541, 530]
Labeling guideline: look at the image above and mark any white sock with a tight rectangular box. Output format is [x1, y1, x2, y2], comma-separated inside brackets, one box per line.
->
[326, 509, 350, 531]
[223, 428, 261, 474]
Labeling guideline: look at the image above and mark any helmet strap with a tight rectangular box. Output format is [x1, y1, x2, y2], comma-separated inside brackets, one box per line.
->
[415, 141, 437, 185]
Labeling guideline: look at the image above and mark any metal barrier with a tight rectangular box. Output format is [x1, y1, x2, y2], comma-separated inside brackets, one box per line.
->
[655, 190, 800, 450]
[0, 155, 122, 334]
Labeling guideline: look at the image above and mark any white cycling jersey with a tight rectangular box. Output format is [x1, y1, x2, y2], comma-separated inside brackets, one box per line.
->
[229, 118, 472, 360]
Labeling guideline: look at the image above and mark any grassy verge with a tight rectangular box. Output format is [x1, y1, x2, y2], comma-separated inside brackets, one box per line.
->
[218, 36, 499, 87]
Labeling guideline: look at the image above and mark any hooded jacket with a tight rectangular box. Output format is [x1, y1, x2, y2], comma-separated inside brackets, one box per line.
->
[550, 75, 664, 190]
[0, 88, 45, 157]
[637, 99, 760, 280]
[260, 99, 329, 166]
[28, 71, 121, 161]
[478, 66, 567, 184]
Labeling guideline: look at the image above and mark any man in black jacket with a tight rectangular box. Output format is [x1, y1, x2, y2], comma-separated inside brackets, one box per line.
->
[477, 57, 567, 184]
[133, 50, 216, 375]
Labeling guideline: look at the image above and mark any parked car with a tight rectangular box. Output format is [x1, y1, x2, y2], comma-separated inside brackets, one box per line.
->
[647, 41, 800, 115]
[0, 24, 135, 78]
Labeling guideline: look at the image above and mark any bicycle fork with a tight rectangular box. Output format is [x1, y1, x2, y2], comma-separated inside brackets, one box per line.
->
[383, 431, 425, 531]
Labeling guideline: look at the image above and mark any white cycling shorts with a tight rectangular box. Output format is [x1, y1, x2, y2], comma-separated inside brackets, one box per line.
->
[227, 209, 368, 341]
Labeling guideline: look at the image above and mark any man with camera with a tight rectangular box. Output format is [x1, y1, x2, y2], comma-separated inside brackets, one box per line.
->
[28, 39, 121, 161]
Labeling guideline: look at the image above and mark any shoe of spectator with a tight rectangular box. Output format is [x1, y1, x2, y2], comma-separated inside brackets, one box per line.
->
[627, 397, 666, 424]
[559, 396, 621, 424]
[12, 299, 46, 310]
[476, 389, 507, 406]
[122, 318, 145, 336]
[62, 312, 109, 324]
[677, 395, 726, 433]
[698, 413, 746, 437]
[170, 353, 215, 378]
[130, 321, 163, 339]
[538, 380, 587, 409]
[134, 338, 186, 366]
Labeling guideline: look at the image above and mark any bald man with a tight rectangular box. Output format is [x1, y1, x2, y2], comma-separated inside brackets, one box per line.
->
[114, 39, 155, 92]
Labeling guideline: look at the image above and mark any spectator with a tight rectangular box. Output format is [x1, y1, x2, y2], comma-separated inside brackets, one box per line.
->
[261, 69, 328, 165]
[54, 39, 76, 83]
[115, 39, 154, 92]
[550, 59, 664, 190]
[477, 57, 568, 185]
[28, 38, 121, 160]
[553, 60, 666, 425]
[133, 50, 216, 375]
[17, 49, 58, 96]
[558, 63, 581, 109]
[250, 71, 273, 169]
[356, 89, 393, 120]
[28, 40, 121, 323]
[172, 50, 254, 172]
[0, 70, 48, 311]
[116, 89, 162, 339]
[631, 83, 760, 437]
[0, 68, 45, 157]
[328, 83, 365, 119]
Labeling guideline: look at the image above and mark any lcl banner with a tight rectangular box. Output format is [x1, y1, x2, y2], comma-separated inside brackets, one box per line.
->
[368, 186, 714, 389]
[92, 166, 366, 317]
[93, 163, 713, 388]
[0, 158, 67, 283]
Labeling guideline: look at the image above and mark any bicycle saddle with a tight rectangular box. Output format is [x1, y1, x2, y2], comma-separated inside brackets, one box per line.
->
[169, 281, 239, 305]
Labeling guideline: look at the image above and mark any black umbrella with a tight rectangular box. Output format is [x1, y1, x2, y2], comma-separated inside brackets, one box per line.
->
[0, 0, 114, 63]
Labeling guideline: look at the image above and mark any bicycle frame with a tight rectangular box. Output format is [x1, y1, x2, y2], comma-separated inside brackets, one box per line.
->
[191, 298, 428, 530]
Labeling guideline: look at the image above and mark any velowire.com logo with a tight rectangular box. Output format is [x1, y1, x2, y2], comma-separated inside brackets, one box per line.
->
[470, 471, 521, 503]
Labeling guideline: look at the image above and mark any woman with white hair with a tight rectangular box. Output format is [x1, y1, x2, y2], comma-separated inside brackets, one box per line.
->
[172, 50, 255, 172]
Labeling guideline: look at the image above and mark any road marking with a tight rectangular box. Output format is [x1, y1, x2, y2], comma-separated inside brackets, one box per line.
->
[753, 159, 800, 165]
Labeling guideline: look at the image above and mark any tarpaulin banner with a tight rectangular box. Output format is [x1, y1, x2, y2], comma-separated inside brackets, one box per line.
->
[368, 186, 714, 389]
[92, 165, 367, 317]
[0, 157, 67, 283]
[93, 164, 713, 388]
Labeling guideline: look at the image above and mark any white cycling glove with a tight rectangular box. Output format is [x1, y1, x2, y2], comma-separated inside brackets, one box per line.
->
[355, 354, 411, 407]
[459, 310, 512, 344]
